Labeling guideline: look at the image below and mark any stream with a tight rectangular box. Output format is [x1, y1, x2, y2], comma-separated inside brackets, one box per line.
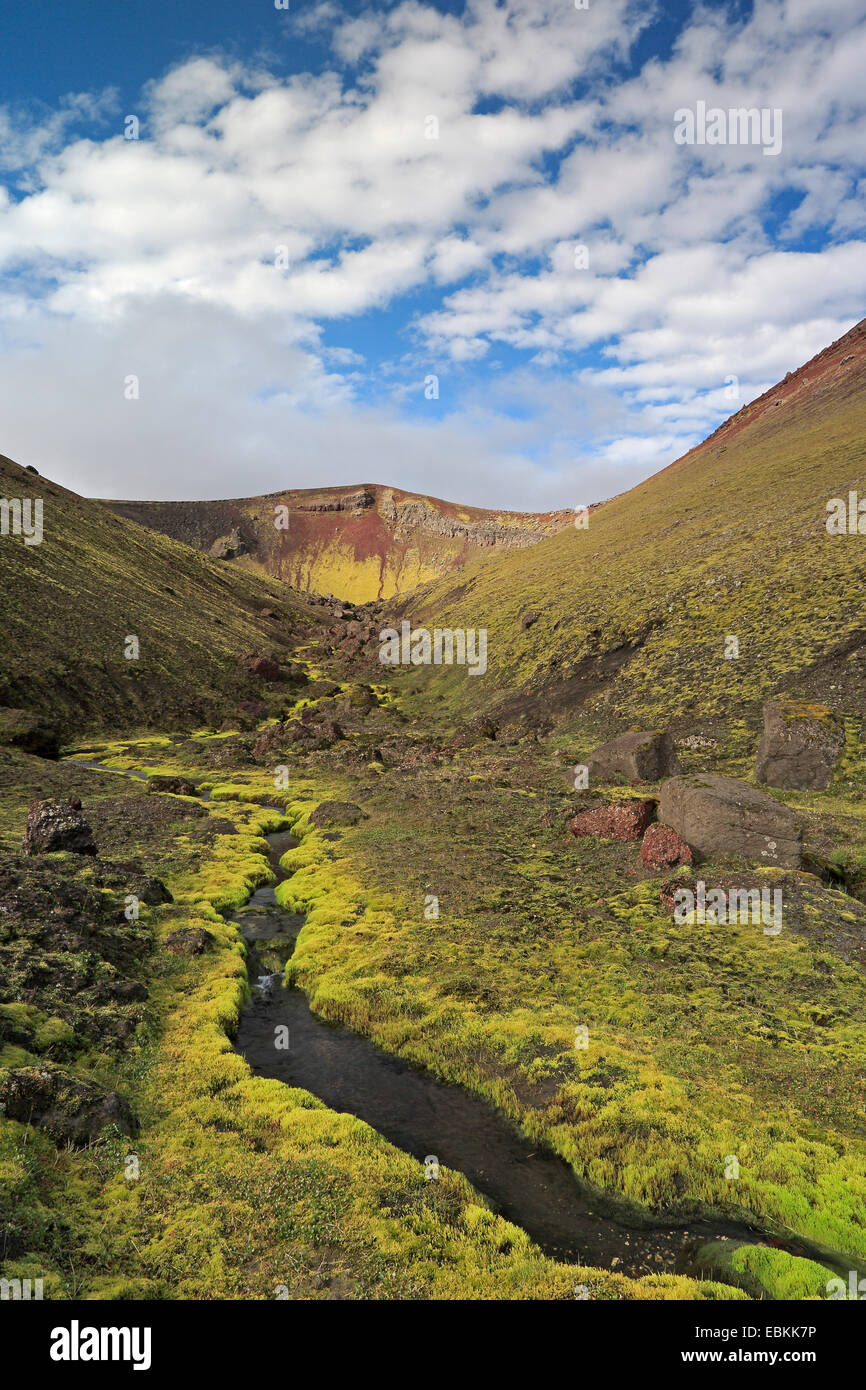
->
[64, 757, 847, 1286]
[232, 828, 807, 1279]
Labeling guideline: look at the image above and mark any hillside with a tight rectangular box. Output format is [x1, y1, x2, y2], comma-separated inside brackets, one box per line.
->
[103, 483, 574, 604]
[0, 453, 325, 737]
[396, 319, 866, 737]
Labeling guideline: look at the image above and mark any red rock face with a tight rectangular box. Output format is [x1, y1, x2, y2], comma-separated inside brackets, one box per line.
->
[641, 823, 693, 871]
[102, 483, 576, 602]
[568, 799, 655, 842]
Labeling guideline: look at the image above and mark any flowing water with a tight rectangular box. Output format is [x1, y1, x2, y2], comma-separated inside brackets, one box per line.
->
[232, 830, 805, 1278]
[65, 759, 847, 1284]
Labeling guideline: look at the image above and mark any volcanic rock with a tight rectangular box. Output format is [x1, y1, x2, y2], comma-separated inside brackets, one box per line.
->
[587, 730, 681, 782]
[658, 774, 802, 867]
[568, 798, 656, 842]
[641, 824, 693, 871]
[22, 798, 97, 856]
[755, 700, 844, 790]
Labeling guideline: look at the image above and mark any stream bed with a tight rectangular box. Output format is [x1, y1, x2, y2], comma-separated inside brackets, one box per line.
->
[63, 759, 844, 1287]
[232, 829, 799, 1280]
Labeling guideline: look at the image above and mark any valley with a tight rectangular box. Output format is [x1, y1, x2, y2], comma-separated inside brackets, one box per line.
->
[1, 324, 866, 1304]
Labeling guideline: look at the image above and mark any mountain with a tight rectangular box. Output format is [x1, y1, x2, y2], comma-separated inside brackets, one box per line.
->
[0, 452, 324, 736]
[102, 483, 574, 604]
[396, 318, 866, 736]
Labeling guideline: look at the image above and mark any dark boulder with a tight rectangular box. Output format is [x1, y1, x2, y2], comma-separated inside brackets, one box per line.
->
[755, 700, 844, 790]
[164, 926, 213, 956]
[22, 798, 97, 856]
[658, 774, 802, 868]
[0, 1067, 137, 1147]
[243, 654, 282, 682]
[587, 730, 681, 783]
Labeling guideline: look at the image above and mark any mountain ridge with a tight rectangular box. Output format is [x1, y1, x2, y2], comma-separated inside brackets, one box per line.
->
[102, 482, 576, 604]
[393, 316, 866, 736]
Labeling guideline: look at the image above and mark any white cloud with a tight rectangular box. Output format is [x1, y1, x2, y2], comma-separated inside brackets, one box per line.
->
[0, 0, 863, 509]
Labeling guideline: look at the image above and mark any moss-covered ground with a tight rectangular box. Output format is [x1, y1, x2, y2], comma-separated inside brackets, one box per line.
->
[3, 650, 864, 1301]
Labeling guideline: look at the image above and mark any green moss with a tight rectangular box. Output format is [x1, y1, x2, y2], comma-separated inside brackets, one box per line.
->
[694, 1241, 836, 1300]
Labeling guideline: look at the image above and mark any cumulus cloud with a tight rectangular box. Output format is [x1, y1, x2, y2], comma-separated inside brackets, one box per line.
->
[0, 0, 863, 508]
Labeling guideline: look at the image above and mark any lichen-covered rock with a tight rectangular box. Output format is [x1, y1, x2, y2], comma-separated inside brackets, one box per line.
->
[755, 700, 844, 790]
[22, 798, 97, 856]
[0, 1067, 137, 1147]
[587, 730, 681, 783]
[308, 800, 366, 828]
[568, 798, 656, 842]
[658, 774, 802, 867]
[641, 823, 693, 871]
[164, 926, 213, 956]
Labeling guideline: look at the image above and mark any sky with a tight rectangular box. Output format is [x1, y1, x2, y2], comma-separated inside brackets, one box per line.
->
[0, 0, 864, 510]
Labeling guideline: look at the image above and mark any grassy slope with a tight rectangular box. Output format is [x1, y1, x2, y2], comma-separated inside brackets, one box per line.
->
[0, 453, 321, 735]
[400, 320, 866, 732]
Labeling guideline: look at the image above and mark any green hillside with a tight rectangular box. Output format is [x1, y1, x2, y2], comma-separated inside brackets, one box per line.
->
[400, 319, 866, 736]
[0, 453, 322, 737]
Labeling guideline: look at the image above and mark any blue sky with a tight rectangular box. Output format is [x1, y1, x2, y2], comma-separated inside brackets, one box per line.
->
[0, 0, 863, 508]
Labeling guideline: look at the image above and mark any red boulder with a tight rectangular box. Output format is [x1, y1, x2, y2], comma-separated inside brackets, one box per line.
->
[568, 799, 655, 842]
[641, 823, 693, 872]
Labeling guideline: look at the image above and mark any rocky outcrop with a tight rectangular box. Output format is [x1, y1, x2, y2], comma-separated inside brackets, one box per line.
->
[210, 526, 252, 559]
[587, 730, 681, 782]
[22, 798, 97, 856]
[568, 798, 656, 842]
[0, 1067, 137, 1147]
[658, 774, 802, 867]
[298, 488, 376, 514]
[755, 700, 844, 790]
